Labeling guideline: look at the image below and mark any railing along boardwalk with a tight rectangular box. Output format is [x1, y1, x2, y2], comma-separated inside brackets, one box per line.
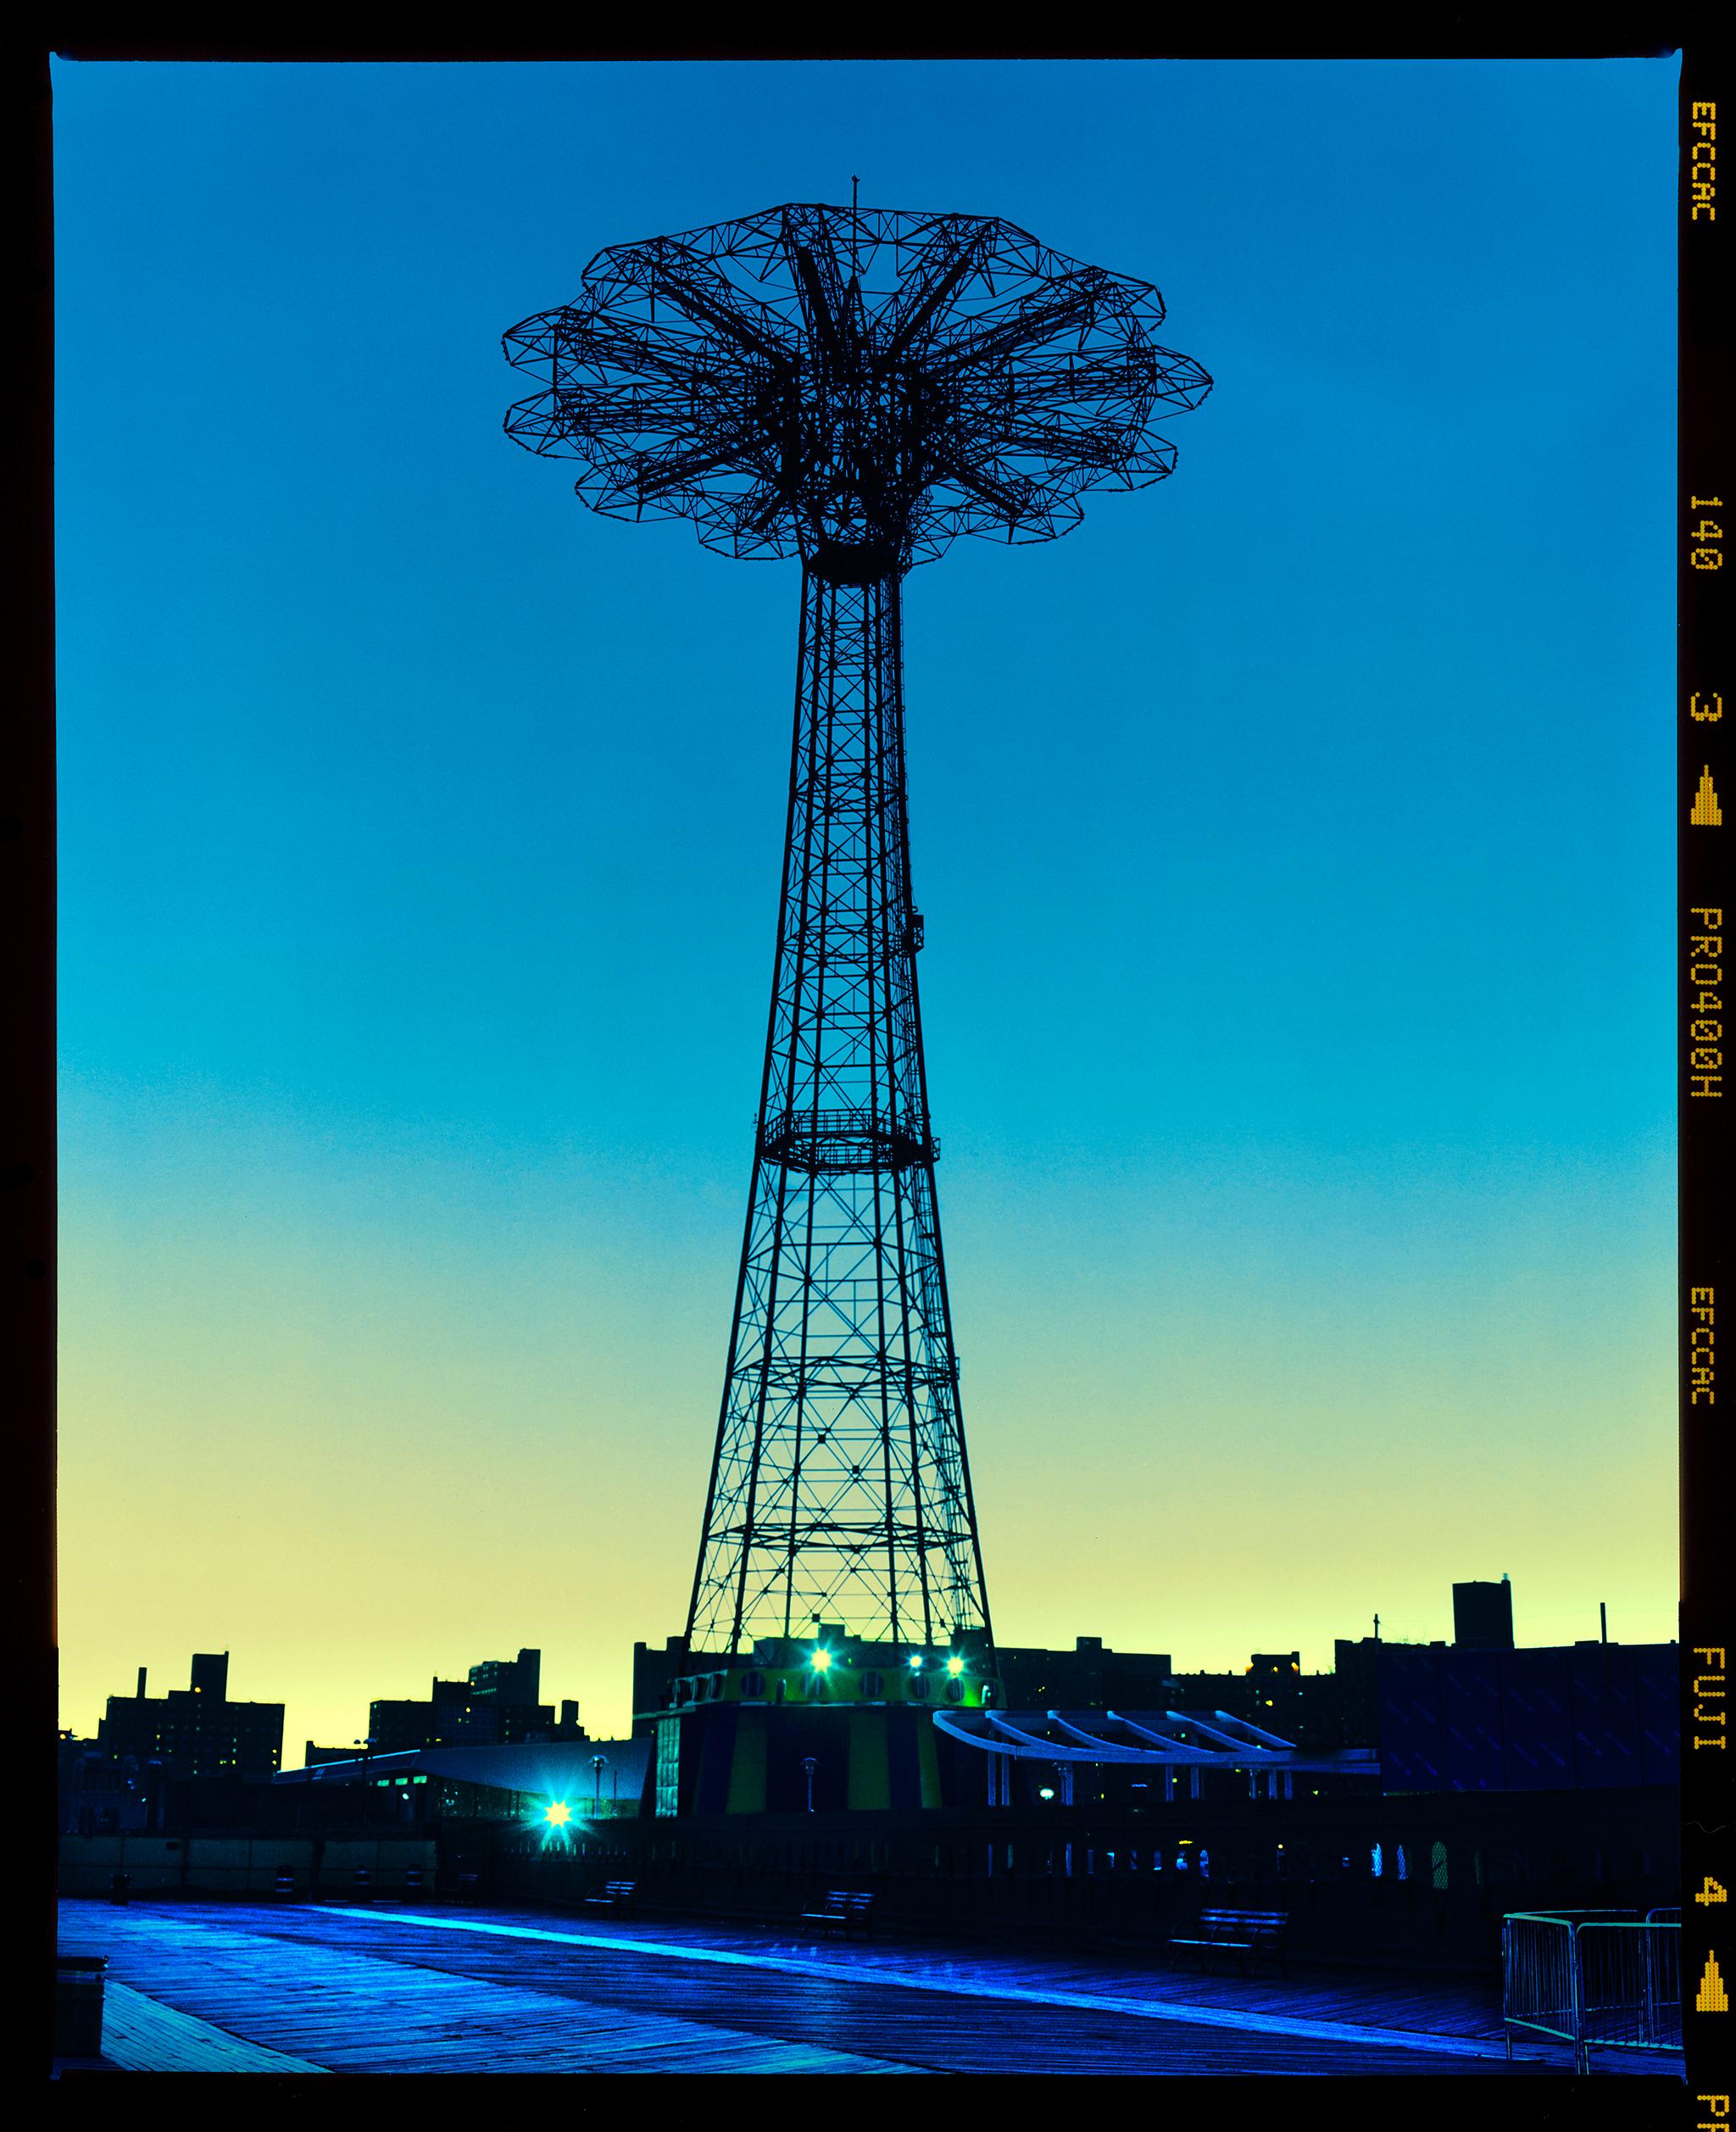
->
[55, 1898, 1589, 2077]
[1502, 1911, 1684, 2074]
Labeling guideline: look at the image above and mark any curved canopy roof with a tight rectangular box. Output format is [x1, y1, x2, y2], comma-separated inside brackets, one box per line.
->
[937, 1707, 1379, 1777]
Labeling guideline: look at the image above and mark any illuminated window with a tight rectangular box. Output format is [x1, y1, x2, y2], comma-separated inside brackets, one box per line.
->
[1371, 1843, 1383, 1878]
[1396, 1843, 1410, 1881]
[1431, 1841, 1449, 1891]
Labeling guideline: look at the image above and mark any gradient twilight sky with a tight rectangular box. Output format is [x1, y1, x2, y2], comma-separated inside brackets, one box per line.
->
[54, 58, 1678, 1756]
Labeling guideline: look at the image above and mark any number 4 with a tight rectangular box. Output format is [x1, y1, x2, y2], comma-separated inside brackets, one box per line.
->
[1696, 1876, 1729, 1906]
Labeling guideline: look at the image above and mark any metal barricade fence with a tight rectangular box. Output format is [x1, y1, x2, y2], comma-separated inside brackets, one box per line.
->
[1502, 1912, 1579, 2057]
[1503, 1911, 1683, 2072]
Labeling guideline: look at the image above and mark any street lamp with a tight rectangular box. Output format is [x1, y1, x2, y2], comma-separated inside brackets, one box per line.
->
[801, 1756, 818, 1814]
[592, 1754, 606, 1815]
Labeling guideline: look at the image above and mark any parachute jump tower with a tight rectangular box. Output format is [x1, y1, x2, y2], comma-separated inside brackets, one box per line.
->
[505, 200, 1209, 1812]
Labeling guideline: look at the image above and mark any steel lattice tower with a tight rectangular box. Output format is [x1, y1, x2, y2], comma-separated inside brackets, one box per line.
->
[504, 202, 1210, 1661]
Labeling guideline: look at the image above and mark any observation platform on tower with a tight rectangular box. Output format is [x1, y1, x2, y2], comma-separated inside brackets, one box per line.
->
[759, 1105, 938, 1175]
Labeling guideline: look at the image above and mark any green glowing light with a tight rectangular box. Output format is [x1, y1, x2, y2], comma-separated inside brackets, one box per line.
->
[810, 1648, 832, 1671]
[543, 1800, 573, 1827]
[946, 1655, 965, 1677]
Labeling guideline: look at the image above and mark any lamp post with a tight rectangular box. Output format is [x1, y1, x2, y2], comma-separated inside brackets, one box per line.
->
[592, 1754, 606, 1817]
[801, 1756, 817, 1815]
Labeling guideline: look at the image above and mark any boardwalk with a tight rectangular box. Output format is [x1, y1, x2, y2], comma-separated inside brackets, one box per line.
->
[57, 1895, 1615, 2077]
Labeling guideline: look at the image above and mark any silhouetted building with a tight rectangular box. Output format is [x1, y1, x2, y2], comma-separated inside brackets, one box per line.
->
[1453, 1577, 1515, 1650]
[467, 1647, 542, 1703]
[1332, 1579, 1678, 1790]
[97, 1653, 283, 1780]
[1334, 1637, 1448, 1746]
[1163, 1651, 1350, 1751]
[632, 1635, 689, 1729]
[366, 1650, 585, 1755]
[1377, 1638, 1678, 1791]
[994, 1636, 1174, 1712]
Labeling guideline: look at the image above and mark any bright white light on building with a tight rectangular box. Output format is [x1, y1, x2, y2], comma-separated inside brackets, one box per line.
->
[907, 1656, 923, 1670]
[543, 1800, 573, 1827]
[946, 1655, 965, 1677]
[810, 1648, 832, 1672]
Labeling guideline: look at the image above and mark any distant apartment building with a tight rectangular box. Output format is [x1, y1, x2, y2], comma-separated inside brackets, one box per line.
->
[97, 1652, 284, 1780]
[366, 1648, 586, 1754]
[993, 1635, 1175, 1712]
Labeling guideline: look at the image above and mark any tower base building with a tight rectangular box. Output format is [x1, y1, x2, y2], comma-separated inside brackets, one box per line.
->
[640, 1631, 997, 1817]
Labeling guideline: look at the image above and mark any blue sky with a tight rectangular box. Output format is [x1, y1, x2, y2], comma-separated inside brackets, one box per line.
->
[53, 58, 1678, 1749]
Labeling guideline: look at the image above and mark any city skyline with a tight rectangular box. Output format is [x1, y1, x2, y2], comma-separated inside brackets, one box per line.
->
[55, 57, 1677, 1756]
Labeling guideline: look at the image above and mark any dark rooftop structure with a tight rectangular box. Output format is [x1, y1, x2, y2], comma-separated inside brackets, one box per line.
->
[1452, 1578, 1516, 1650]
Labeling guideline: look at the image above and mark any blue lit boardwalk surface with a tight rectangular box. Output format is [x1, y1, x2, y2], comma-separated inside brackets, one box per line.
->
[60, 1896, 1575, 2076]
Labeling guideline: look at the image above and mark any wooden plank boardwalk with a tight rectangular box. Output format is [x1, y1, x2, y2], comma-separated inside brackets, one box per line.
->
[60, 1904, 913, 2075]
[468, 1908, 1517, 2041]
[99, 1982, 326, 2074]
[57, 1897, 1577, 2077]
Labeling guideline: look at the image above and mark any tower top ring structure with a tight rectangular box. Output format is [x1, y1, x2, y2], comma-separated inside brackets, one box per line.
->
[504, 199, 1212, 584]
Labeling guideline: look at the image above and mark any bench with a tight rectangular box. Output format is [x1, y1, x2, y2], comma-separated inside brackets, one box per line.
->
[800, 1890, 877, 1940]
[1168, 1907, 1288, 1974]
[584, 1879, 638, 1916]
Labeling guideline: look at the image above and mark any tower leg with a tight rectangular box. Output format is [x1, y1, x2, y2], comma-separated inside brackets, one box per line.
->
[685, 569, 993, 1660]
